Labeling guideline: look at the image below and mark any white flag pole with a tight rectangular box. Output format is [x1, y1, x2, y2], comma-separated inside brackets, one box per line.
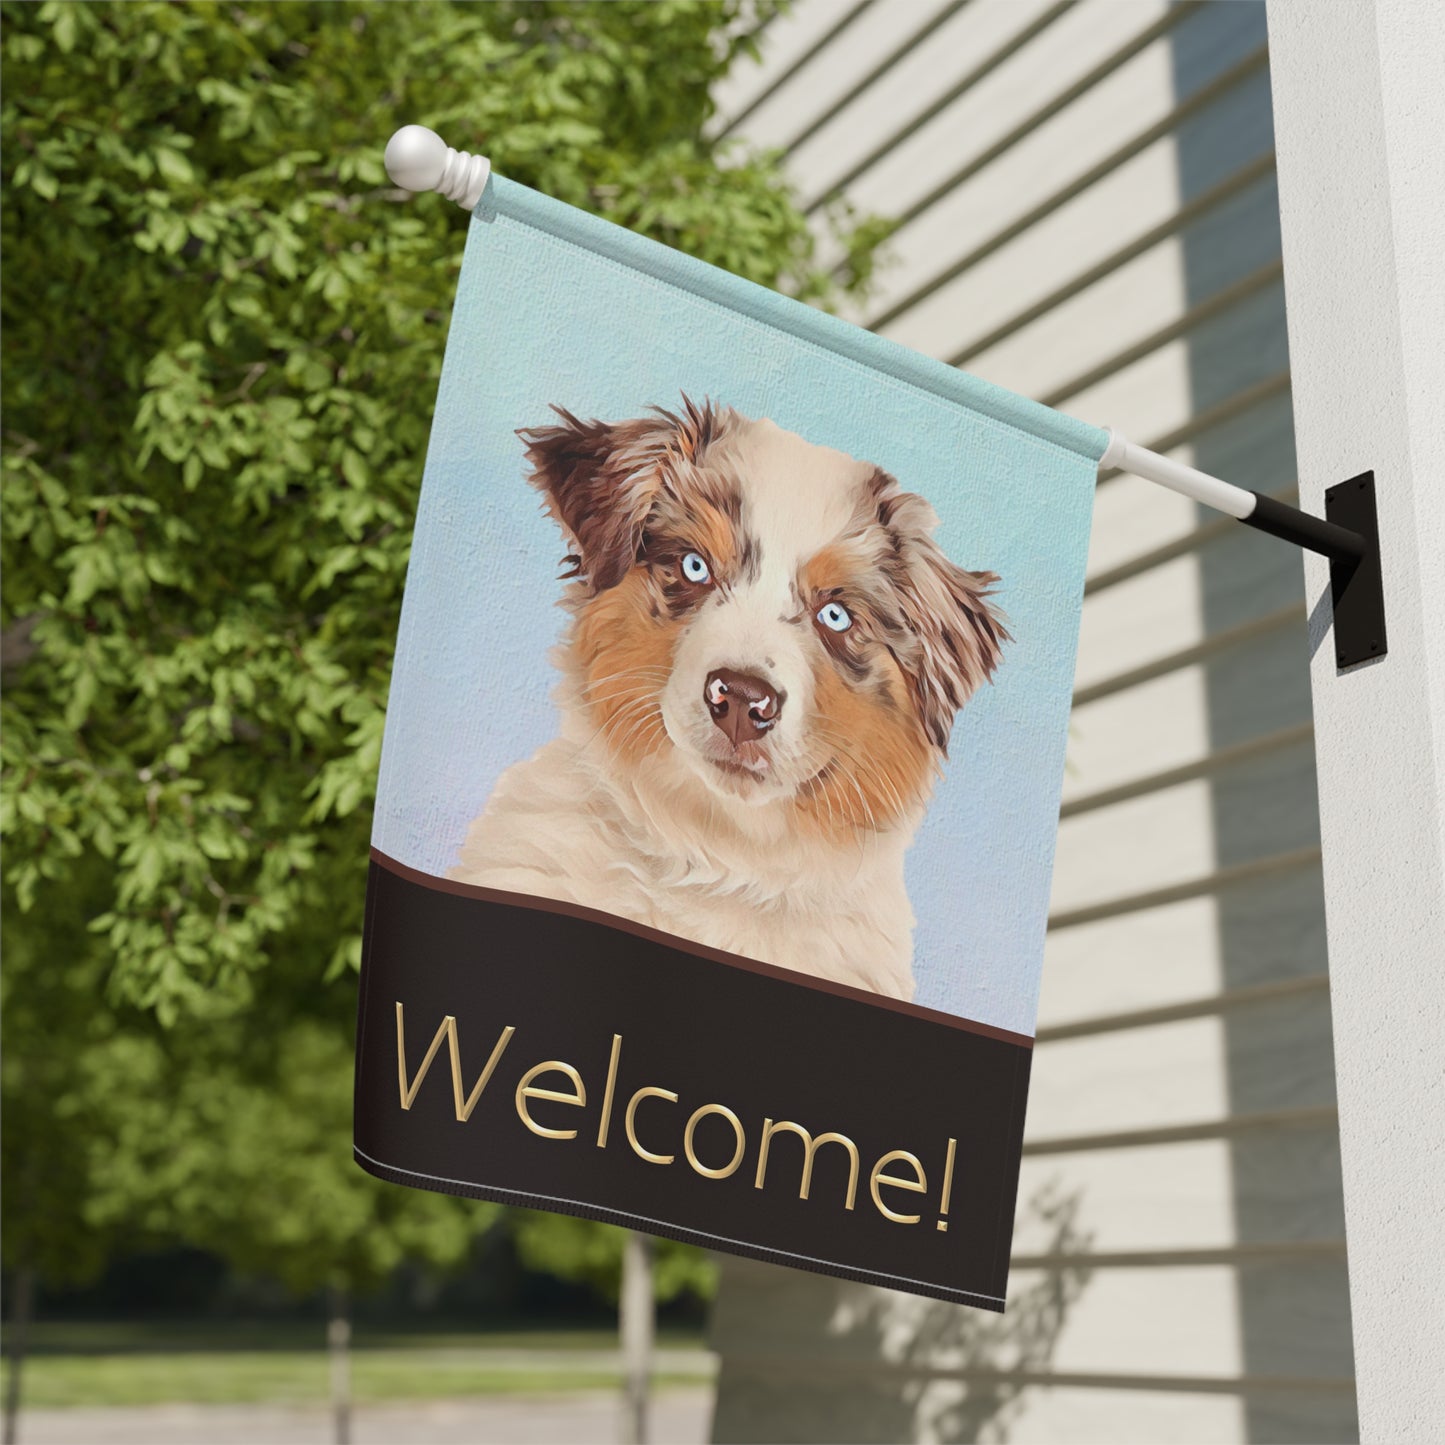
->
[1099, 428, 1257, 518]
[1097, 429, 1384, 667]
[1100, 428, 1368, 565]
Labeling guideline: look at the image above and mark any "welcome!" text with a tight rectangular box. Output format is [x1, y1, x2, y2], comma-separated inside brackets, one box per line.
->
[395, 1002, 959, 1231]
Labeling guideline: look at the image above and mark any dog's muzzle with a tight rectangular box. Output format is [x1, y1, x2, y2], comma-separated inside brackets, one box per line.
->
[704, 668, 783, 748]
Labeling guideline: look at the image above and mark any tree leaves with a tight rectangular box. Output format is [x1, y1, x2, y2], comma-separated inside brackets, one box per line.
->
[1, 0, 886, 1303]
[3, 0, 882, 1016]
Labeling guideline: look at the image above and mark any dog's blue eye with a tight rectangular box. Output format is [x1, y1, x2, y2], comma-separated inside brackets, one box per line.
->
[681, 552, 711, 584]
[817, 601, 852, 633]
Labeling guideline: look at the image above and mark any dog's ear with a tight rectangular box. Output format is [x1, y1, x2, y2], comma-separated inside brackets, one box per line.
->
[879, 482, 1009, 752]
[520, 398, 732, 593]
[519, 408, 664, 593]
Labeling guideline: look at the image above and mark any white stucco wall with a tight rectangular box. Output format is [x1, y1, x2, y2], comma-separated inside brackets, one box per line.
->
[1268, 1, 1445, 1437]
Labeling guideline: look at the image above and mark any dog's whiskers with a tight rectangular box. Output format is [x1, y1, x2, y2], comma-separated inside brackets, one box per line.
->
[798, 745, 875, 876]
[807, 726, 903, 832]
[822, 723, 914, 817]
[801, 730, 915, 890]
[857, 758, 909, 826]
[574, 686, 664, 761]
[583, 683, 662, 711]
[820, 761, 883, 879]
[581, 665, 671, 695]
[597, 701, 665, 760]
[580, 667, 670, 696]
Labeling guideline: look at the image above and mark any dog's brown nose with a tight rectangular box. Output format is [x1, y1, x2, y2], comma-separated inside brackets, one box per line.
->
[705, 669, 782, 746]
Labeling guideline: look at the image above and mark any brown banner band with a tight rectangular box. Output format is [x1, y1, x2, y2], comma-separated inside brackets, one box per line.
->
[354, 852, 1033, 1310]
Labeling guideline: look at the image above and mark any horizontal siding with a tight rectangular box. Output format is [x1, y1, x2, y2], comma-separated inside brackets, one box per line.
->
[706, 3, 1356, 1442]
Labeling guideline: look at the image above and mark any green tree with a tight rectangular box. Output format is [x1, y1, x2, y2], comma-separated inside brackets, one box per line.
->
[0, 895, 491, 1438]
[0, 868, 131, 1442]
[1, 0, 887, 1396]
[2, 0, 884, 1013]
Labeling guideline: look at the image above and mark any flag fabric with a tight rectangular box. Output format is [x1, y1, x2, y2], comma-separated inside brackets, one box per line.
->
[354, 174, 1107, 1311]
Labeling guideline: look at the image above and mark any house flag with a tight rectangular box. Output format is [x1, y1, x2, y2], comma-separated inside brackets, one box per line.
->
[353, 172, 1108, 1312]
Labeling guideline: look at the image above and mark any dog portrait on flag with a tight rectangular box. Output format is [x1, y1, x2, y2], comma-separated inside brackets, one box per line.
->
[449, 397, 1008, 1002]
[366, 172, 1102, 1042]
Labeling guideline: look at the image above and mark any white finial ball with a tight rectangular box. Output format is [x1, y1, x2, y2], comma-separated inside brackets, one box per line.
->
[384, 125, 448, 193]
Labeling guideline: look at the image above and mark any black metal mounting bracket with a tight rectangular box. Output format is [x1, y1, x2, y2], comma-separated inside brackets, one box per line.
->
[1241, 471, 1386, 670]
[1324, 472, 1387, 668]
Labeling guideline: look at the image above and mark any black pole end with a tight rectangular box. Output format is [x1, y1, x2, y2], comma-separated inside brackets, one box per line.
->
[1245, 490, 1366, 564]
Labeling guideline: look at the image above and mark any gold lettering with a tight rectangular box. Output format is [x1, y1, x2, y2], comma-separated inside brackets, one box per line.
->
[449, 1021, 517, 1123]
[683, 1104, 746, 1179]
[870, 1150, 927, 1224]
[596, 1034, 622, 1148]
[624, 1086, 678, 1164]
[514, 1061, 587, 1140]
[396, 1004, 453, 1111]
[754, 1119, 859, 1210]
[937, 1137, 957, 1232]
[394, 1002, 515, 1122]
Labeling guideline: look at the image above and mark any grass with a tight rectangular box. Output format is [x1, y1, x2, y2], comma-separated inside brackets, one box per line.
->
[0, 1322, 714, 1409]
[10, 1319, 703, 1355]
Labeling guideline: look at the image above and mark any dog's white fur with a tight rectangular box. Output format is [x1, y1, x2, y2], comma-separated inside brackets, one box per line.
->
[456, 726, 918, 997]
[450, 405, 1004, 1001]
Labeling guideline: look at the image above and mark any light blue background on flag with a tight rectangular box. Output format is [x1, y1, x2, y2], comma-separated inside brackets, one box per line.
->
[372, 177, 1106, 1038]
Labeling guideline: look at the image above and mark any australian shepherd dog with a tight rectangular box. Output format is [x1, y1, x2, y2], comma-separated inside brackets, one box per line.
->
[450, 397, 1007, 1001]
